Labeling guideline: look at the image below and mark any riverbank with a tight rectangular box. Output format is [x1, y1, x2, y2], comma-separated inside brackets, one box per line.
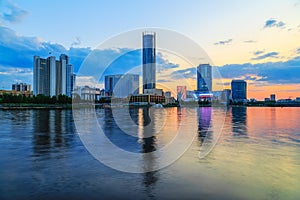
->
[2, 102, 300, 110]
[0, 103, 72, 109]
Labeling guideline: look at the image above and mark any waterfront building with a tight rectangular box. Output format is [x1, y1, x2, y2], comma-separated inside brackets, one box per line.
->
[12, 83, 31, 92]
[72, 85, 98, 101]
[104, 74, 139, 98]
[212, 89, 231, 104]
[165, 91, 171, 98]
[197, 64, 212, 92]
[129, 94, 165, 105]
[177, 86, 187, 101]
[270, 94, 276, 101]
[142, 32, 156, 93]
[33, 54, 75, 97]
[231, 80, 247, 101]
[143, 88, 163, 96]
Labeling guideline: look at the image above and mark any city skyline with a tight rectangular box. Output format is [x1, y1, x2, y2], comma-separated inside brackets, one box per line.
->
[0, 0, 300, 100]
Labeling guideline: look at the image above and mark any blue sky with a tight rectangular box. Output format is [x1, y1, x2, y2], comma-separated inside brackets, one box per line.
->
[0, 0, 300, 99]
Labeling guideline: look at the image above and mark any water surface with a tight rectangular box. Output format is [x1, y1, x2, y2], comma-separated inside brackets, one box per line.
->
[0, 107, 299, 199]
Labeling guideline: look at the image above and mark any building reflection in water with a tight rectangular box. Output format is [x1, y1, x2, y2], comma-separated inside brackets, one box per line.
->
[231, 107, 248, 136]
[139, 107, 158, 197]
[197, 107, 212, 143]
[32, 110, 75, 156]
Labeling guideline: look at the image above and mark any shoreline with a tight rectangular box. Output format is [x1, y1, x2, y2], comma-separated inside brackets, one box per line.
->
[1, 103, 300, 110]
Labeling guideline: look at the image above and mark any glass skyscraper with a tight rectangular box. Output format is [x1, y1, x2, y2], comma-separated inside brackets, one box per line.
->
[197, 64, 212, 92]
[231, 80, 247, 100]
[33, 54, 75, 97]
[142, 32, 156, 94]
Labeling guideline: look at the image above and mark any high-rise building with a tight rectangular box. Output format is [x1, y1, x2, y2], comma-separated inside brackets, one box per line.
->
[231, 80, 247, 100]
[66, 64, 74, 97]
[197, 64, 212, 92]
[105, 74, 139, 98]
[33, 54, 75, 97]
[177, 86, 187, 101]
[12, 83, 31, 92]
[34, 56, 49, 95]
[142, 32, 156, 93]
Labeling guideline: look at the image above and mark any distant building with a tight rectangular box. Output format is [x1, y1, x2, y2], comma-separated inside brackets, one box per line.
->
[212, 89, 231, 104]
[177, 86, 187, 101]
[197, 64, 212, 92]
[142, 32, 156, 93]
[265, 98, 271, 102]
[104, 74, 139, 98]
[165, 91, 171, 98]
[144, 88, 163, 96]
[231, 80, 247, 101]
[223, 89, 231, 103]
[1, 90, 32, 97]
[270, 94, 276, 101]
[295, 97, 300, 102]
[129, 94, 165, 105]
[33, 54, 75, 97]
[12, 83, 31, 92]
[73, 86, 97, 101]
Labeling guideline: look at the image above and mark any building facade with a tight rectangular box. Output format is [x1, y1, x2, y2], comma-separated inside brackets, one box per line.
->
[231, 80, 247, 101]
[142, 32, 156, 93]
[104, 74, 139, 98]
[33, 54, 75, 97]
[177, 86, 187, 101]
[12, 83, 31, 92]
[197, 64, 212, 92]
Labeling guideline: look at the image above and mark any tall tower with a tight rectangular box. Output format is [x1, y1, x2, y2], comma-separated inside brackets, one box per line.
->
[59, 54, 68, 95]
[33, 54, 73, 97]
[34, 56, 49, 96]
[142, 32, 156, 94]
[197, 64, 212, 92]
[48, 56, 56, 97]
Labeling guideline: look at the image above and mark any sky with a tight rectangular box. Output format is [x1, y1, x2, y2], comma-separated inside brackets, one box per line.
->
[0, 0, 300, 100]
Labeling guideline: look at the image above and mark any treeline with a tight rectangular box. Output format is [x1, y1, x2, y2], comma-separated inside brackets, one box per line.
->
[0, 93, 72, 104]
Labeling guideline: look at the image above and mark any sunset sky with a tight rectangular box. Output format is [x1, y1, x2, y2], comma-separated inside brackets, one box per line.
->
[1, 0, 300, 100]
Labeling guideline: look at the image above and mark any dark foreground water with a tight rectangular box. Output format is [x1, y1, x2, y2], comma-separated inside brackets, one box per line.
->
[0, 107, 300, 199]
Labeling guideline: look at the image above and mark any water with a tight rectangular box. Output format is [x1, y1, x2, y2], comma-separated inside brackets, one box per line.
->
[0, 107, 300, 199]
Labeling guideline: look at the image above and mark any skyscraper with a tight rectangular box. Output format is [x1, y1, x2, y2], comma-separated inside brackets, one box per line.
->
[66, 64, 74, 97]
[33, 54, 75, 97]
[105, 74, 139, 98]
[34, 56, 49, 95]
[197, 64, 212, 92]
[142, 32, 156, 94]
[231, 80, 247, 100]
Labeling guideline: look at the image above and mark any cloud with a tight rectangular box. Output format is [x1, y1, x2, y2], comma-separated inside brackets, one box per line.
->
[252, 52, 279, 60]
[0, 65, 32, 89]
[253, 50, 264, 55]
[244, 40, 257, 43]
[71, 36, 81, 47]
[217, 56, 300, 85]
[0, 0, 28, 24]
[170, 67, 196, 79]
[264, 19, 286, 29]
[0, 26, 180, 89]
[297, 48, 300, 54]
[157, 79, 169, 83]
[214, 39, 233, 45]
